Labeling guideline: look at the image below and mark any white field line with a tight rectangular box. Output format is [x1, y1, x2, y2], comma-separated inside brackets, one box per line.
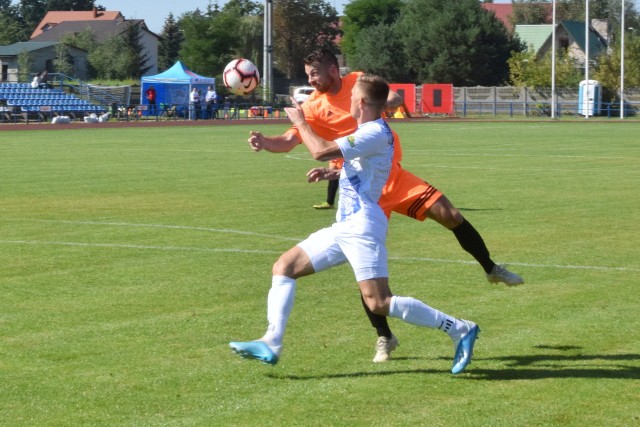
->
[1, 219, 638, 273]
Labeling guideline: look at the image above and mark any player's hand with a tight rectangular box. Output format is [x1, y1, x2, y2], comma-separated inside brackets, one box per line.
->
[284, 97, 305, 125]
[248, 131, 264, 152]
[306, 167, 329, 183]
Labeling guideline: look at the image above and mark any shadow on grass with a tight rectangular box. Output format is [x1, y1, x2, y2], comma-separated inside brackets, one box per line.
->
[446, 346, 640, 381]
[266, 347, 640, 381]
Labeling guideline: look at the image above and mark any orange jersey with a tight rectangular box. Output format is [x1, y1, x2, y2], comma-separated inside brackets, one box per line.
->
[288, 72, 441, 220]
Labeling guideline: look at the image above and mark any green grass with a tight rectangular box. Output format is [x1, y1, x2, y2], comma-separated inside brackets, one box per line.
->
[1, 122, 639, 426]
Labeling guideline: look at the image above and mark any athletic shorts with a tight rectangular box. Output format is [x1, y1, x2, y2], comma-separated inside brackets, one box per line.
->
[379, 167, 443, 221]
[297, 219, 389, 282]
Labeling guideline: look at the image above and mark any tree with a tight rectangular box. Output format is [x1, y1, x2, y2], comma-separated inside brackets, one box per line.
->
[59, 27, 98, 77]
[272, 0, 340, 80]
[158, 13, 183, 70]
[178, 2, 262, 77]
[0, 10, 24, 44]
[88, 35, 129, 79]
[595, 34, 640, 94]
[121, 22, 151, 78]
[340, 0, 404, 60]
[53, 42, 74, 76]
[508, 48, 582, 89]
[348, 23, 411, 82]
[511, 0, 551, 26]
[17, 50, 33, 82]
[395, 0, 523, 85]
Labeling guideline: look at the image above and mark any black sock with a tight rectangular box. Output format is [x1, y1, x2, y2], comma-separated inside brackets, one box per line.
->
[360, 295, 392, 338]
[327, 179, 339, 205]
[451, 218, 495, 274]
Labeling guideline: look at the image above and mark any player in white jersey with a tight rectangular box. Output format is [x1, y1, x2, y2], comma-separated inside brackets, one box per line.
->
[230, 74, 480, 374]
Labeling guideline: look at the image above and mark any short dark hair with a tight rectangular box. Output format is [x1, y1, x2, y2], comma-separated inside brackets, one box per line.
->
[303, 49, 339, 70]
[356, 74, 389, 111]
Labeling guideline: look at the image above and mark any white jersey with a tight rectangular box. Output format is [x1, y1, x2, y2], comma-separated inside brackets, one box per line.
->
[298, 118, 395, 281]
[334, 118, 394, 224]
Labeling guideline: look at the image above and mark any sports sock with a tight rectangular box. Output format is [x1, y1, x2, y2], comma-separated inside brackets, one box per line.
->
[389, 295, 459, 338]
[360, 295, 393, 338]
[262, 275, 296, 349]
[451, 218, 495, 274]
[327, 178, 339, 205]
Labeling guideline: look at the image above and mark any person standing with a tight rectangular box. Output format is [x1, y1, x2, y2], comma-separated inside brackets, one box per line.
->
[231, 74, 480, 374]
[205, 85, 218, 119]
[189, 87, 200, 120]
[145, 85, 157, 115]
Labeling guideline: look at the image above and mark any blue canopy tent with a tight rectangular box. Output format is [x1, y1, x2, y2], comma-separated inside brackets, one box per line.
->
[140, 61, 215, 116]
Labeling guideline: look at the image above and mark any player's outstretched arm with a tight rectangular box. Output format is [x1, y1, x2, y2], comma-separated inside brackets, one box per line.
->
[248, 131, 299, 153]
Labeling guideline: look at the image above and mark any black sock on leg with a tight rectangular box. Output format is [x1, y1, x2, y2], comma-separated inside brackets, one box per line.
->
[451, 218, 495, 274]
[360, 295, 392, 338]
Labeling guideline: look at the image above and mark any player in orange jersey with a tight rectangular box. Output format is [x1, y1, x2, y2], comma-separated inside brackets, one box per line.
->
[248, 49, 523, 363]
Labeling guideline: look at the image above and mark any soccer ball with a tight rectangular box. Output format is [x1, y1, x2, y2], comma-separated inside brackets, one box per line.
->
[223, 58, 260, 95]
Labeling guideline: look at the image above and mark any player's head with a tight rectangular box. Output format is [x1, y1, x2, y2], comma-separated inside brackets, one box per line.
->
[351, 74, 390, 119]
[303, 49, 340, 93]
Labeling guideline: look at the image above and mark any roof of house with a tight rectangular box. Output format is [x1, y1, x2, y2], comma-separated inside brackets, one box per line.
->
[0, 41, 59, 56]
[481, 3, 513, 31]
[560, 20, 608, 58]
[30, 19, 157, 44]
[31, 9, 124, 39]
[515, 25, 554, 52]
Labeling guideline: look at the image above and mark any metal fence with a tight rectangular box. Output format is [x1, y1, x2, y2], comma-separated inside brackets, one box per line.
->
[453, 86, 640, 118]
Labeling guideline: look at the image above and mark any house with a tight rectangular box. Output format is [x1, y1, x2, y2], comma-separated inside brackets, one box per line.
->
[31, 8, 125, 39]
[0, 41, 89, 83]
[30, 9, 158, 76]
[527, 20, 610, 67]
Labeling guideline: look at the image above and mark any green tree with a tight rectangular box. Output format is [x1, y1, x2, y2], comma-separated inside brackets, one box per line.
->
[17, 49, 33, 82]
[178, 2, 262, 76]
[508, 48, 582, 89]
[88, 35, 129, 79]
[0, 10, 24, 44]
[511, 0, 551, 26]
[53, 41, 74, 76]
[158, 13, 183, 70]
[595, 34, 640, 94]
[59, 27, 97, 77]
[395, 0, 523, 85]
[272, 0, 340, 80]
[340, 0, 404, 60]
[121, 22, 151, 78]
[348, 23, 411, 82]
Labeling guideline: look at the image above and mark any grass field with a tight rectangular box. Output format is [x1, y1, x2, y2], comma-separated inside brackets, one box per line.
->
[1, 121, 639, 426]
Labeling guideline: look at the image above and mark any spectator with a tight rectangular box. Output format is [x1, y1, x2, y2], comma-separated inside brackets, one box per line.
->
[145, 85, 157, 115]
[189, 87, 200, 120]
[205, 85, 217, 119]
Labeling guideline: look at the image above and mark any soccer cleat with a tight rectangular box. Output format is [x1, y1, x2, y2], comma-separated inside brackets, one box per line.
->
[486, 264, 524, 286]
[373, 334, 399, 363]
[312, 201, 334, 209]
[451, 320, 480, 374]
[229, 341, 279, 365]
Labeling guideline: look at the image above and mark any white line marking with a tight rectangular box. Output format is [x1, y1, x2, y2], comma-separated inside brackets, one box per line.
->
[2, 219, 302, 242]
[0, 238, 637, 273]
[0, 240, 282, 255]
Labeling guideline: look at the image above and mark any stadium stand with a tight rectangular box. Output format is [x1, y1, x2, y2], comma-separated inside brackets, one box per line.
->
[0, 82, 106, 123]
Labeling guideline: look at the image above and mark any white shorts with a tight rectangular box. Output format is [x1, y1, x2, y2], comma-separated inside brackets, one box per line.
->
[297, 217, 388, 282]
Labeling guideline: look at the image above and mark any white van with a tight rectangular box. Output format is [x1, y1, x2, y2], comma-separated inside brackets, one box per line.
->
[293, 86, 315, 104]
